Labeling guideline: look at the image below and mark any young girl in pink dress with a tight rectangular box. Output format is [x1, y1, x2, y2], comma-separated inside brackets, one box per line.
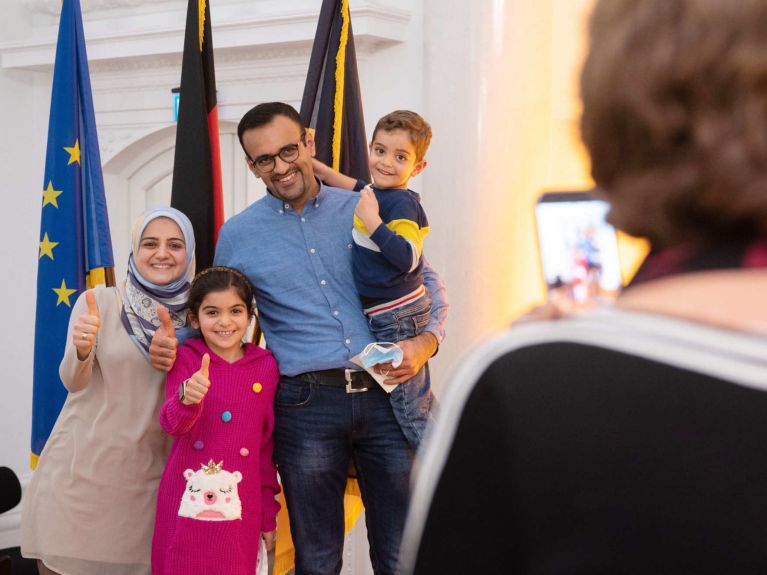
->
[152, 267, 280, 575]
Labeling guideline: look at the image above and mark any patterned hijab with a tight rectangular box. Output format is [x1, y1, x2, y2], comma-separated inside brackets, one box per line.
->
[120, 207, 196, 356]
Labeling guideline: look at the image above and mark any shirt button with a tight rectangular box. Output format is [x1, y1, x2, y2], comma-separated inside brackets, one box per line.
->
[284, 203, 290, 209]
[320, 279, 327, 285]
[221, 411, 232, 423]
[345, 338, 351, 345]
[301, 217, 306, 222]
[310, 248, 316, 254]
[333, 310, 339, 316]
[347, 243, 353, 249]
[252, 382, 262, 393]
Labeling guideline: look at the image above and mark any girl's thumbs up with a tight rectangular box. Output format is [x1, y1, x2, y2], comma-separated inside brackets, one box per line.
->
[180, 354, 212, 405]
[200, 353, 210, 379]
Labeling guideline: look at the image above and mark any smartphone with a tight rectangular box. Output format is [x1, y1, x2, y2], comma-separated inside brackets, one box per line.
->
[535, 190, 622, 304]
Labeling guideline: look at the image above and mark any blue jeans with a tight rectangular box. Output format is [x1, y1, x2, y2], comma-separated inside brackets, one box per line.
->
[273, 377, 414, 575]
[367, 293, 435, 449]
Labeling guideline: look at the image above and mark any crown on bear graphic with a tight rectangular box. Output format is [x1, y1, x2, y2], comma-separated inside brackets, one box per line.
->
[200, 459, 224, 475]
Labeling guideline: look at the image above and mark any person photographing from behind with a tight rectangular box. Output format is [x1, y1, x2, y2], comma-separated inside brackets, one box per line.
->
[401, 1, 767, 573]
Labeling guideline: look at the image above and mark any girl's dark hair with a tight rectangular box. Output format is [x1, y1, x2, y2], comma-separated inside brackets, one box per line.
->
[187, 266, 255, 321]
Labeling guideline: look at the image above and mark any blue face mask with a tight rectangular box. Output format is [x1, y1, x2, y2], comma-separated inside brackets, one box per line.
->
[359, 342, 403, 369]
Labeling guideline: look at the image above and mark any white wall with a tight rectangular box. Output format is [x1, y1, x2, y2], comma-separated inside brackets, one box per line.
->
[0, 2, 47, 547]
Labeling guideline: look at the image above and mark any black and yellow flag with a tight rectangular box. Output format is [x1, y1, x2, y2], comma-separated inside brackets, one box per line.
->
[300, 0, 369, 183]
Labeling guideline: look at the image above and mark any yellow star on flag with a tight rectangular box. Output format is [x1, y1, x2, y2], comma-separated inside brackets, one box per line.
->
[42, 181, 64, 208]
[39, 233, 59, 260]
[64, 139, 80, 165]
[53, 279, 77, 307]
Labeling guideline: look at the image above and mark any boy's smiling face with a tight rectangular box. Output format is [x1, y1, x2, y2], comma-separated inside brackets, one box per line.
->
[368, 129, 427, 190]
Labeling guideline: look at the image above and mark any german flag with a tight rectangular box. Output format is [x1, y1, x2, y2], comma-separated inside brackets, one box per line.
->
[300, 0, 369, 183]
[171, 0, 224, 270]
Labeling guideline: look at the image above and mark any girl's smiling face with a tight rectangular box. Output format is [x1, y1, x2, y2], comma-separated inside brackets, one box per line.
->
[190, 287, 251, 362]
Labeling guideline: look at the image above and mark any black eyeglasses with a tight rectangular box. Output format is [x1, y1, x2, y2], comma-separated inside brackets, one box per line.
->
[250, 133, 306, 173]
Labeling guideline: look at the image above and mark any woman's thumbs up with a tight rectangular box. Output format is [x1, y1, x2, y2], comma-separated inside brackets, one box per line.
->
[73, 290, 101, 361]
[149, 306, 179, 372]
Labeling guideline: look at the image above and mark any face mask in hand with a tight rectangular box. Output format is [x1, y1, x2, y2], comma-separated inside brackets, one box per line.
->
[359, 342, 403, 369]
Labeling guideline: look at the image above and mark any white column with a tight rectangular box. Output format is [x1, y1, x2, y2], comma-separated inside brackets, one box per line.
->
[422, 0, 595, 393]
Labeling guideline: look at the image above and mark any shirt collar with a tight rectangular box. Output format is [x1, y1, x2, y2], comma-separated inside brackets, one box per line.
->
[264, 176, 327, 215]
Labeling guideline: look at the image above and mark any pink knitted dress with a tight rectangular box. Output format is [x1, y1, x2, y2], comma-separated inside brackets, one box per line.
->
[152, 338, 281, 575]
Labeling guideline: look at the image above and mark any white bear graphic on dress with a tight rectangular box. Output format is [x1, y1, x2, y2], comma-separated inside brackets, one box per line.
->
[178, 460, 243, 521]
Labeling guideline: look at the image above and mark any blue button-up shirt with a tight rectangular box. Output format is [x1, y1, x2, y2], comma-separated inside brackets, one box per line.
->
[214, 182, 448, 376]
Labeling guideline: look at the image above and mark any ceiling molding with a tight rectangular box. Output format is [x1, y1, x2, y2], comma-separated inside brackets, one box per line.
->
[3, 1, 410, 72]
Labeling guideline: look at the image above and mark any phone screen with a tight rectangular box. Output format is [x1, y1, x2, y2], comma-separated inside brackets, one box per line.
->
[535, 191, 622, 304]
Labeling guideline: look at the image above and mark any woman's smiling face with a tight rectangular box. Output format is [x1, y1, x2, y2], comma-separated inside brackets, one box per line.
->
[134, 217, 188, 285]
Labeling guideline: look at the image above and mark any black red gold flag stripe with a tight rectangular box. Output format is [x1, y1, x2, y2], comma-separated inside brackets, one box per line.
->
[300, 0, 369, 183]
[171, 0, 224, 270]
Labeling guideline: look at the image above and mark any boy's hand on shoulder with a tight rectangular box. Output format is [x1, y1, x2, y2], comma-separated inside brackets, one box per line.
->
[311, 158, 331, 181]
[355, 187, 383, 233]
[181, 354, 211, 405]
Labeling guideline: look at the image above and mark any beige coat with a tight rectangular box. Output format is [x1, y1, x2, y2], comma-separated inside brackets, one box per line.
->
[21, 285, 171, 575]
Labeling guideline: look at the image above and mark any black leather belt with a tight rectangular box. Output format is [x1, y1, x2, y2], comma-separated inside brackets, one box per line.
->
[295, 369, 375, 393]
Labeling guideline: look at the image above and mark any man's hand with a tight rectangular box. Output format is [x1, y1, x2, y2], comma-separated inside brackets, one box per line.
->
[355, 187, 383, 234]
[149, 306, 178, 371]
[181, 354, 211, 405]
[73, 290, 101, 361]
[374, 332, 438, 385]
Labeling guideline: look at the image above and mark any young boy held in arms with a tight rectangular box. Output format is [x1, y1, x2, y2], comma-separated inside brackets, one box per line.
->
[314, 110, 435, 448]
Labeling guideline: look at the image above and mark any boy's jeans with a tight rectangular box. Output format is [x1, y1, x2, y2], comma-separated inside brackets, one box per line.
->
[367, 293, 434, 448]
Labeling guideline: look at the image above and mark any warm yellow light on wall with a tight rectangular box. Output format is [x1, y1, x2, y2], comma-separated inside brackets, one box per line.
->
[502, 0, 648, 321]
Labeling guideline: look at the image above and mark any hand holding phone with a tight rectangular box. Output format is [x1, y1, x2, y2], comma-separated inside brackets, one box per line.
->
[535, 190, 622, 308]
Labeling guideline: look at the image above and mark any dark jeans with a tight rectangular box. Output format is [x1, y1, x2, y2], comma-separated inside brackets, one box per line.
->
[273, 377, 414, 575]
[367, 293, 435, 449]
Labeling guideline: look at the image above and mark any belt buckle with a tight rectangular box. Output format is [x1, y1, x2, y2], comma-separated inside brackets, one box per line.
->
[344, 369, 368, 394]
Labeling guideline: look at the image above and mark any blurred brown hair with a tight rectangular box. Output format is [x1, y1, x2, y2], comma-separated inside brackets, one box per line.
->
[580, 0, 767, 247]
[372, 110, 432, 162]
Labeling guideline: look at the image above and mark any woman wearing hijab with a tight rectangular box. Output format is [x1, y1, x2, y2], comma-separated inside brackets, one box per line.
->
[401, 1, 767, 573]
[21, 207, 195, 575]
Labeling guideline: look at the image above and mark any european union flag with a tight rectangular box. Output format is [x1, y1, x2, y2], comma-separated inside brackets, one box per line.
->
[32, 0, 114, 468]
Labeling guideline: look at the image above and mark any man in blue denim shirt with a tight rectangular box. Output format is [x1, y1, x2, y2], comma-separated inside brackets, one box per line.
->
[152, 102, 448, 575]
